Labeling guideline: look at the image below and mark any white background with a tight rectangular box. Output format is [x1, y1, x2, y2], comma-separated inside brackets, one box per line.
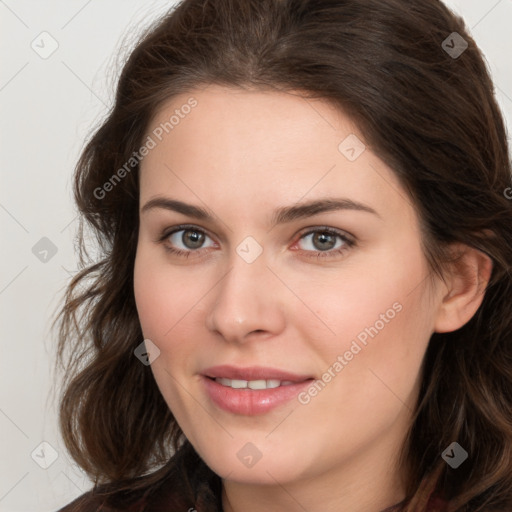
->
[1, 1, 511, 510]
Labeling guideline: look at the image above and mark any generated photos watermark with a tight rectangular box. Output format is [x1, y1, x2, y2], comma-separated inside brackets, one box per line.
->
[93, 97, 198, 200]
[298, 301, 403, 405]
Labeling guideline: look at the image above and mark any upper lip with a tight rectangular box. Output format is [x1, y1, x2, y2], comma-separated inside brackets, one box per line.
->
[202, 365, 314, 382]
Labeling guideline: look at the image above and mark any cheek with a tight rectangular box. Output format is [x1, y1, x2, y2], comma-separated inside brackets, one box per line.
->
[133, 256, 169, 340]
[296, 245, 428, 348]
[133, 249, 197, 407]
[133, 246, 210, 392]
[134, 246, 195, 339]
[297, 244, 433, 398]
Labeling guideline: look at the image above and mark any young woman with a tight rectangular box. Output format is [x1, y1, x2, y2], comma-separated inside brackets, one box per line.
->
[54, 0, 512, 511]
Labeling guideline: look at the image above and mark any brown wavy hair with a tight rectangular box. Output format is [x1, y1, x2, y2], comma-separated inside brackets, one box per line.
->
[52, 0, 512, 510]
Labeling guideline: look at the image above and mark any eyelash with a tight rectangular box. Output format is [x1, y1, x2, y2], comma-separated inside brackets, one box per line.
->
[156, 224, 356, 260]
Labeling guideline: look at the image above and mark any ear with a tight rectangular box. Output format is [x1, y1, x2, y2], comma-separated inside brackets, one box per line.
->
[434, 244, 493, 333]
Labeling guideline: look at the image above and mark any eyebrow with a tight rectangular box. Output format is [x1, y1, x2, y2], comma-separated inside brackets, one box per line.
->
[141, 196, 381, 226]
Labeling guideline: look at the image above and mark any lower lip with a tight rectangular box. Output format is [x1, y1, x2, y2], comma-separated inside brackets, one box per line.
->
[202, 376, 313, 415]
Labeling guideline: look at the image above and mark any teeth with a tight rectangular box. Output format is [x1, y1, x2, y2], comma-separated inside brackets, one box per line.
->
[214, 378, 295, 389]
[248, 380, 269, 390]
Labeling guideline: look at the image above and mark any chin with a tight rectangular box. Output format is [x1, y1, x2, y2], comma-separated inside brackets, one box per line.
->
[197, 442, 311, 485]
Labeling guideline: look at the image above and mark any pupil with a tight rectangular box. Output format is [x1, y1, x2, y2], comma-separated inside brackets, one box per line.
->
[183, 230, 204, 249]
[314, 232, 335, 251]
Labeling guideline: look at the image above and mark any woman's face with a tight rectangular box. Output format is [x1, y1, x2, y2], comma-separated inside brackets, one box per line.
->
[134, 85, 440, 493]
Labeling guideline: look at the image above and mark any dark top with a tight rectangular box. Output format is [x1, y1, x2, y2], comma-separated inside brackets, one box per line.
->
[57, 444, 448, 512]
[58, 488, 448, 512]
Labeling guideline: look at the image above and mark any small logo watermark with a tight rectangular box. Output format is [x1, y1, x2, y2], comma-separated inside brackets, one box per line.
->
[134, 339, 161, 365]
[442, 32, 468, 59]
[237, 442, 262, 468]
[236, 236, 263, 264]
[31, 31, 59, 59]
[441, 442, 468, 469]
[32, 237, 58, 263]
[31, 441, 59, 469]
[338, 134, 366, 162]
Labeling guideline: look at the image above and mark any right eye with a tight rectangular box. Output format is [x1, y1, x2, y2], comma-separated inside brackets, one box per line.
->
[158, 225, 217, 257]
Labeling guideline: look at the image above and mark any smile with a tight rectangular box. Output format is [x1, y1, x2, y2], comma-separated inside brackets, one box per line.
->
[213, 378, 295, 389]
[202, 375, 314, 415]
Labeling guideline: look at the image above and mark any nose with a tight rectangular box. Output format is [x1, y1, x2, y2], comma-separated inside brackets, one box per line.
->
[205, 248, 286, 344]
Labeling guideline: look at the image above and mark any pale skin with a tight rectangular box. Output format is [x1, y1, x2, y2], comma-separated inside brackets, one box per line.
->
[133, 84, 492, 512]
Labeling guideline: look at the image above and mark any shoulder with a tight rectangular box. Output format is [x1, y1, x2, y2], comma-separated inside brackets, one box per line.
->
[56, 443, 218, 512]
[56, 490, 146, 512]
[427, 495, 448, 511]
[426, 494, 512, 512]
[56, 490, 106, 512]
[55, 466, 193, 512]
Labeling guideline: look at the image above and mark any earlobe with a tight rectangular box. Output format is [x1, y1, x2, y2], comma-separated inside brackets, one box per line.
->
[433, 244, 493, 334]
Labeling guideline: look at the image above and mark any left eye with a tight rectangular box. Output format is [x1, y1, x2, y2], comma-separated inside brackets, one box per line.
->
[297, 229, 351, 253]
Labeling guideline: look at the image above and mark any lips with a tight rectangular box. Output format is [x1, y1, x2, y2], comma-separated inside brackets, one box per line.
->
[202, 365, 314, 382]
[200, 365, 315, 415]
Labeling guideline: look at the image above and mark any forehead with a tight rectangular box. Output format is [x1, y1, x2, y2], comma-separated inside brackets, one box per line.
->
[145, 85, 350, 160]
[139, 85, 415, 227]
